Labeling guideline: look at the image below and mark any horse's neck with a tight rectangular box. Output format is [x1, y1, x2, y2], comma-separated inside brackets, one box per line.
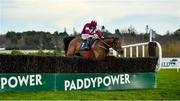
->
[102, 38, 114, 45]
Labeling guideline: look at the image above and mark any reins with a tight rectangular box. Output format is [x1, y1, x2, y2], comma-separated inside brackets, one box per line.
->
[97, 37, 121, 55]
[97, 37, 111, 48]
[92, 34, 111, 49]
[92, 34, 120, 54]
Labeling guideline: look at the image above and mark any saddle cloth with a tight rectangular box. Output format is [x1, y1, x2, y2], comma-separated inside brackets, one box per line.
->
[80, 39, 96, 51]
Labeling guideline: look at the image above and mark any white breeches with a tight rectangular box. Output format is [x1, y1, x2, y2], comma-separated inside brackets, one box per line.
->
[81, 34, 99, 40]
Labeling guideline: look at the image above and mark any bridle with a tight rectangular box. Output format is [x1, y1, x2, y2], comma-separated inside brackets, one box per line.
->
[97, 37, 120, 53]
[97, 37, 111, 48]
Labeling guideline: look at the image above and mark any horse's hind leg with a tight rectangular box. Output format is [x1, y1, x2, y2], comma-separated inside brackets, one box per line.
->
[66, 46, 76, 56]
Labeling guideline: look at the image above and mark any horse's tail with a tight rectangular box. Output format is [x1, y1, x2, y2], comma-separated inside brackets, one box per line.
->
[63, 36, 76, 55]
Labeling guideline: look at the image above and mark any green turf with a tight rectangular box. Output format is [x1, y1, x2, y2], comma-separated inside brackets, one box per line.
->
[0, 69, 179, 100]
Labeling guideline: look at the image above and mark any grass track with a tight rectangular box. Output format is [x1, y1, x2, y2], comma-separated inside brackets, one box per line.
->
[0, 69, 180, 100]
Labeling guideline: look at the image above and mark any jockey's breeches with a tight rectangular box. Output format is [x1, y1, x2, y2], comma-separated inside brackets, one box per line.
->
[81, 34, 94, 40]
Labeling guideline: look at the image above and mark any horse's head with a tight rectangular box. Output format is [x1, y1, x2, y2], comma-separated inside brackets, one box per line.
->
[112, 38, 124, 55]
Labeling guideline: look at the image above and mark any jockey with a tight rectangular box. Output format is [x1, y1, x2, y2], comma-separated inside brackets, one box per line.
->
[81, 20, 103, 50]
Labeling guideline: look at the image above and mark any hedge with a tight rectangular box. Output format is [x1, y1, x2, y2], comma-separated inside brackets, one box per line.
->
[0, 55, 158, 73]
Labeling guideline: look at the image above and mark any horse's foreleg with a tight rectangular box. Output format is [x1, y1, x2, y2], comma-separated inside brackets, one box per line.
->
[93, 50, 106, 60]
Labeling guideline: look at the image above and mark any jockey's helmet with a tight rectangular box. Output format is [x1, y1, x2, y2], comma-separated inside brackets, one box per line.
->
[90, 20, 97, 27]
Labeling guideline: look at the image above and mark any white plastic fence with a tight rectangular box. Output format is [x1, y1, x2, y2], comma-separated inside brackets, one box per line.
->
[110, 41, 162, 71]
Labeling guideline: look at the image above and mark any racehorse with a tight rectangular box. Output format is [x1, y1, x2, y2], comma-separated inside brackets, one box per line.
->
[63, 37, 123, 60]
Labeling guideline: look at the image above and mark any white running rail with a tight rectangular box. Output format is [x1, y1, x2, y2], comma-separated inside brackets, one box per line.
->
[110, 41, 162, 71]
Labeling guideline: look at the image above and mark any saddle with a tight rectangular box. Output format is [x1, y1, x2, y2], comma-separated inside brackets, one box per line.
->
[80, 38, 96, 51]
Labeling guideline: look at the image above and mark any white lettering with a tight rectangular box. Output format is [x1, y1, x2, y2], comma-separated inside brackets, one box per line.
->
[69, 80, 76, 90]
[8, 77, 18, 88]
[111, 75, 120, 85]
[18, 75, 29, 86]
[77, 79, 83, 89]
[0, 74, 43, 89]
[30, 75, 35, 86]
[36, 74, 42, 85]
[84, 78, 91, 89]
[103, 76, 111, 86]
[90, 78, 97, 88]
[120, 75, 124, 84]
[125, 74, 130, 83]
[1, 78, 7, 89]
[97, 77, 102, 87]
[64, 80, 70, 91]
[63, 74, 131, 91]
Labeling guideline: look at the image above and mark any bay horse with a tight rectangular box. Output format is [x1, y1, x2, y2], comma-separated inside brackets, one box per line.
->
[63, 37, 123, 60]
